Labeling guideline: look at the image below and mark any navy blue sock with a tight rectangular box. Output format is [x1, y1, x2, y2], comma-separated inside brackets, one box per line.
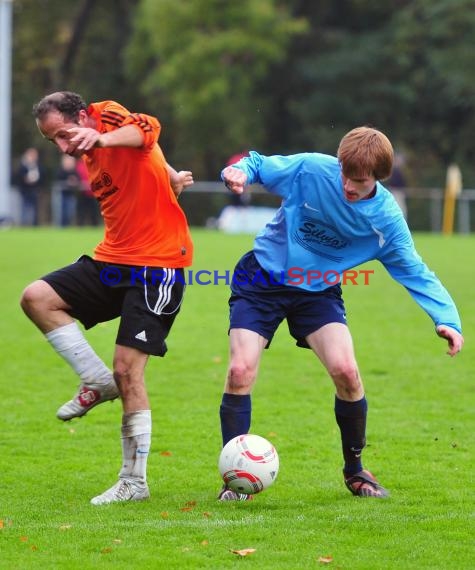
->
[334, 395, 367, 476]
[219, 393, 251, 446]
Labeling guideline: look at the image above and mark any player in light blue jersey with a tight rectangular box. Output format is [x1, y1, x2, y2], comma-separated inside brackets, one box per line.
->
[217, 127, 464, 501]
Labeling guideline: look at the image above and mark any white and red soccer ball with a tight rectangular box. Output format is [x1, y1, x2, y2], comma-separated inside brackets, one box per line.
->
[218, 434, 279, 494]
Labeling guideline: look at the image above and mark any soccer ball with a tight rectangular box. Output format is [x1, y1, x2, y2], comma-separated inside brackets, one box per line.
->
[218, 434, 279, 494]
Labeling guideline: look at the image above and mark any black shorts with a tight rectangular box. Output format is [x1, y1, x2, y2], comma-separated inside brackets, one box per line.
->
[229, 251, 347, 349]
[42, 255, 186, 356]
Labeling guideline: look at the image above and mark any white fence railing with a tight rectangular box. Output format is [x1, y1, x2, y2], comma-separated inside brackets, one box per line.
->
[5, 183, 475, 233]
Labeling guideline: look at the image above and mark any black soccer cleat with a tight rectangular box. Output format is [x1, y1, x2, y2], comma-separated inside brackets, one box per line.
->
[218, 485, 253, 501]
[344, 469, 389, 498]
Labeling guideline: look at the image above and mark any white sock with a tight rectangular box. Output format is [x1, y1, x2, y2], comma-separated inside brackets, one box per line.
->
[119, 410, 152, 483]
[45, 322, 112, 386]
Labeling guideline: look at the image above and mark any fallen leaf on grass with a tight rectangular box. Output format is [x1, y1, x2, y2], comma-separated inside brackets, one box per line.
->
[20, 536, 28, 542]
[202, 512, 212, 518]
[101, 547, 112, 554]
[0, 520, 3, 529]
[180, 500, 197, 512]
[160, 450, 172, 456]
[160, 512, 169, 518]
[230, 548, 256, 557]
[317, 555, 333, 564]
[201, 540, 209, 546]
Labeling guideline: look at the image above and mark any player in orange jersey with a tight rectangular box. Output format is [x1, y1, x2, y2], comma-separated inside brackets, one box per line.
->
[21, 91, 194, 505]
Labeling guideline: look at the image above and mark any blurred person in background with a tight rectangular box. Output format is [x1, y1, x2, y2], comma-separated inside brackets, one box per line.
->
[55, 154, 81, 226]
[15, 147, 45, 226]
[386, 152, 408, 219]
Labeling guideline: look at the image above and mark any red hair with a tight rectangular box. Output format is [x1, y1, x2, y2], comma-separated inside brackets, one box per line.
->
[337, 127, 394, 181]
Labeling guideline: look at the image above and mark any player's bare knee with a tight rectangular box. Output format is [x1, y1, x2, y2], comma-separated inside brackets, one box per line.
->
[329, 363, 361, 393]
[20, 281, 47, 315]
[113, 361, 131, 386]
[227, 362, 255, 391]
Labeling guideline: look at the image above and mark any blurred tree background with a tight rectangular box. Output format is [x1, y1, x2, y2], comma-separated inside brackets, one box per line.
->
[11, 0, 475, 187]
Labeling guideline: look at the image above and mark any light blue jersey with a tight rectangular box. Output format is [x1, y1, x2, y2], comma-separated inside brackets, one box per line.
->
[226, 151, 461, 333]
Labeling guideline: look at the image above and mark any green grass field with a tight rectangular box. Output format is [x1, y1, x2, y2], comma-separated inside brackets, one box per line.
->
[0, 228, 473, 569]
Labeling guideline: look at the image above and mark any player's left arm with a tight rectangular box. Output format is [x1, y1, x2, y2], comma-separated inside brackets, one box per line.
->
[378, 230, 463, 357]
[69, 101, 162, 153]
[68, 118, 150, 153]
[96, 125, 144, 148]
[386, 257, 464, 357]
[436, 325, 464, 357]
[67, 124, 145, 152]
[167, 164, 194, 197]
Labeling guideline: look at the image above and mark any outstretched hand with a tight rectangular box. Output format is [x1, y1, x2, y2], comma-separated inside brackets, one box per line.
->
[171, 170, 194, 197]
[436, 325, 464, 357]
[222, 166, 248, 194]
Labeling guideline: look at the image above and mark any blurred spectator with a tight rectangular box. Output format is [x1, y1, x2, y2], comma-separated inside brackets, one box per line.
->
[226, 151, 251, 207]
[76, 158, 100, 226]
[15, 147, 45, 226]
[386, 152, 408, 219]
[55, 155, 82, 226]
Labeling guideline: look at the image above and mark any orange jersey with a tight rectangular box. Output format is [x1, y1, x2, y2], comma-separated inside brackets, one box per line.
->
[82, 101, 193, 267]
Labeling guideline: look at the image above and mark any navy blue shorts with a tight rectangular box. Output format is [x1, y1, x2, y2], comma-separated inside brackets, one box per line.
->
[229, 251, 347, 349]
[42, 255, 186, 356]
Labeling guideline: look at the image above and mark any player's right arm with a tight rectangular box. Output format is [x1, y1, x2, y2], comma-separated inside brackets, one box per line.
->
[167, 164, 194, 197]
[222, 151, 312, 199]
[222, 166, 248, 194]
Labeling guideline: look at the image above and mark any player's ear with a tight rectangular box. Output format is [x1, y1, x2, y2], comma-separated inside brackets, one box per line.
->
[77, 109, 88, 126]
